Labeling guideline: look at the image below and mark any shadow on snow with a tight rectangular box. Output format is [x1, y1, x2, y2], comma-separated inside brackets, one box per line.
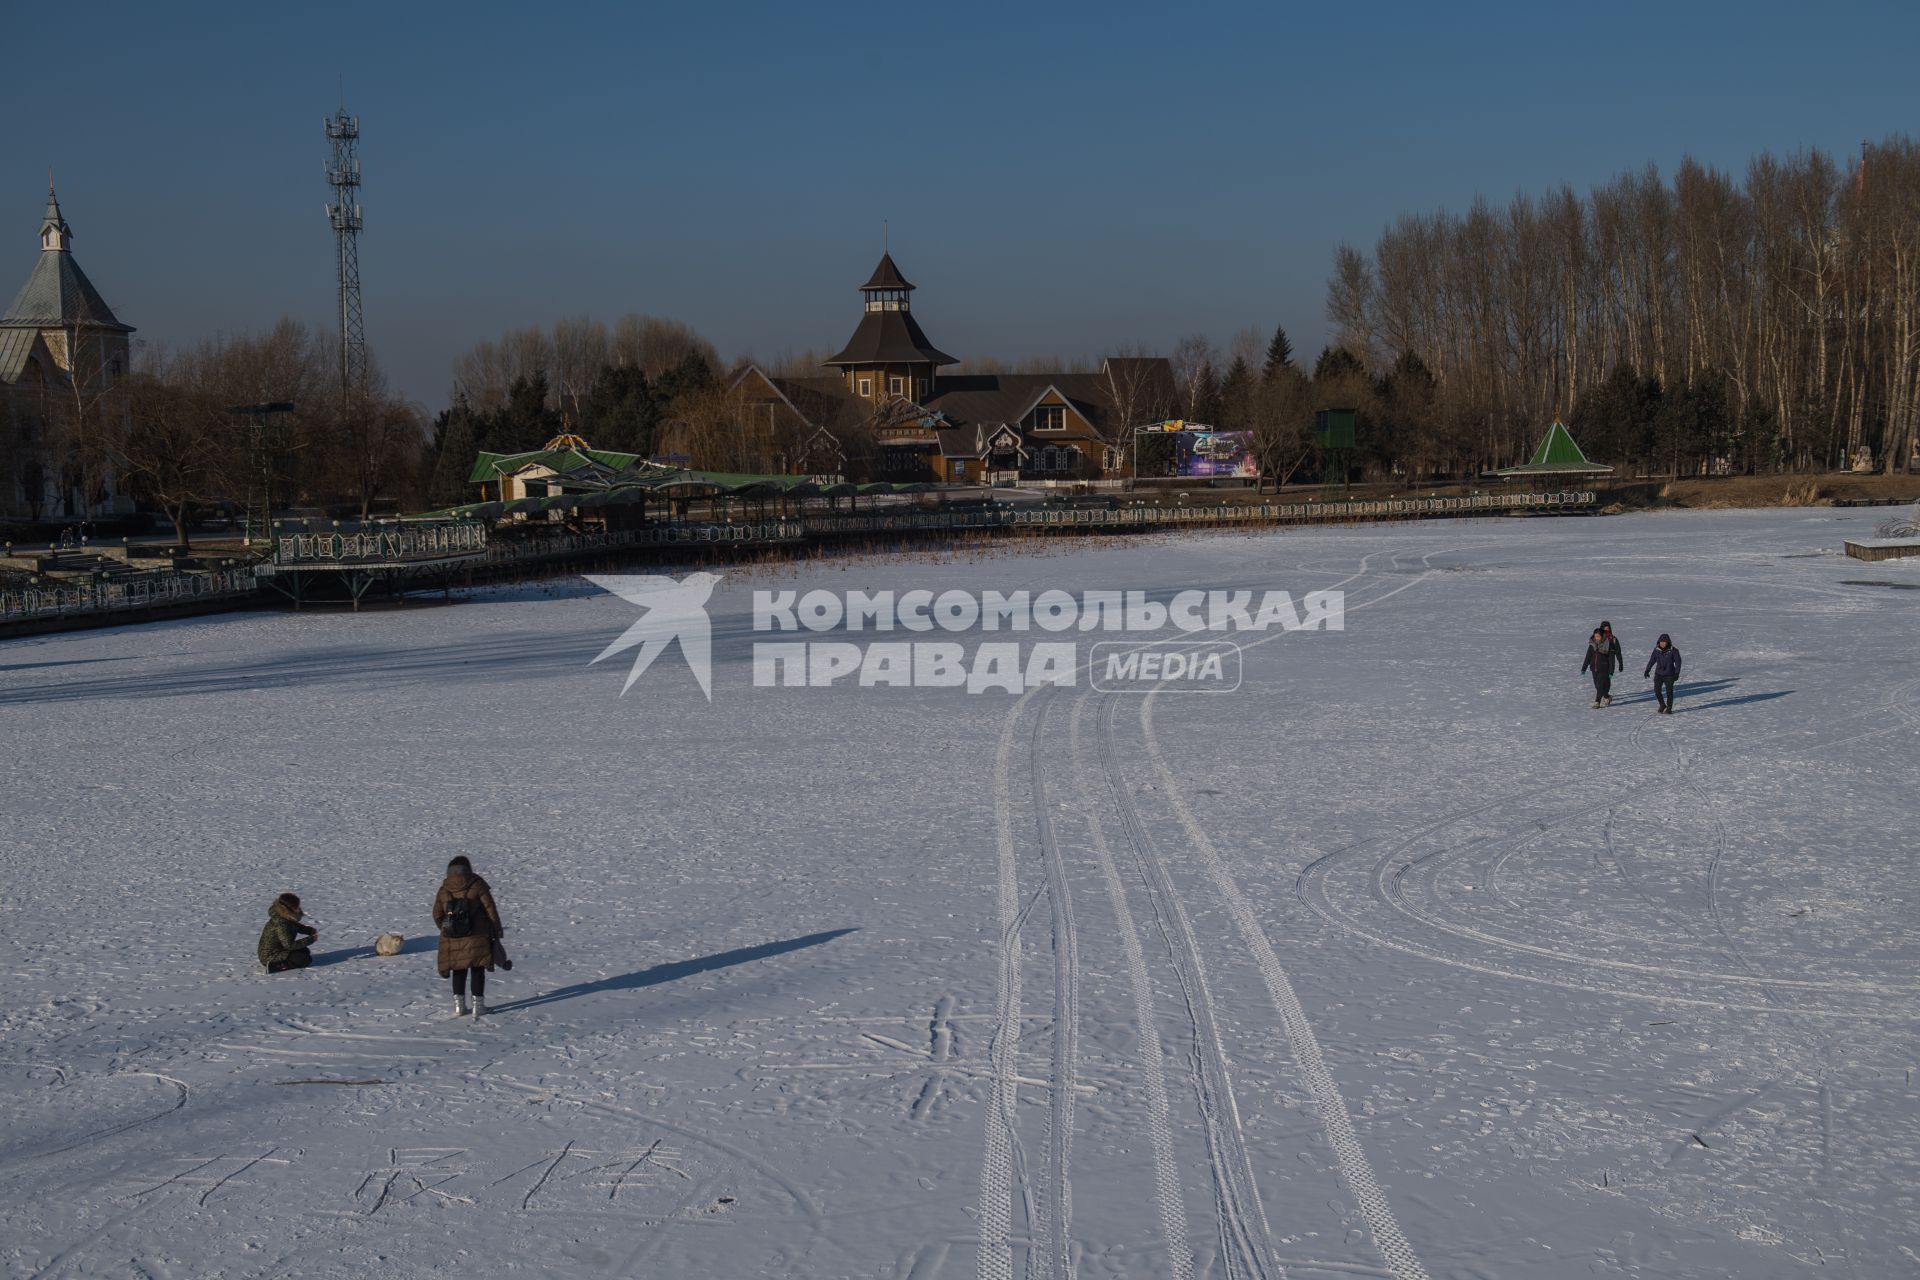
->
[310, 935, 437, 967]
[1610, 677, 1794, 714]
[490, 928, 858, 1014]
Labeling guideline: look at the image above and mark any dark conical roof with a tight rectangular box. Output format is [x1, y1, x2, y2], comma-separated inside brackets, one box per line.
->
[825, 310, 955, 367]
[861, 252, 914, 292]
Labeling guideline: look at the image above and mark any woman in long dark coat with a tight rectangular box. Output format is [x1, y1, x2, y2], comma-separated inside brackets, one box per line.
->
[434, 856, 503, 1018]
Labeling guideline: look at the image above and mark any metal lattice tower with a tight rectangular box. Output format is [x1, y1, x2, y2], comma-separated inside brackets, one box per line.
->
[324, 109, 366, 404]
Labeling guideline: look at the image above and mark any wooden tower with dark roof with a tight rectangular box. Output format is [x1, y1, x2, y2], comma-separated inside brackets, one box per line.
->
[824, 252, 956, 406]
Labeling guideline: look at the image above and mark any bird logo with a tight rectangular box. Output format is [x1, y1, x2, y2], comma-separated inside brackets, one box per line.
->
[585, 572, 723, 700]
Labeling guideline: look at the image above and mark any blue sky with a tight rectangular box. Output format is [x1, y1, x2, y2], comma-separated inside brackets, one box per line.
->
[2, 1, 1913, 408]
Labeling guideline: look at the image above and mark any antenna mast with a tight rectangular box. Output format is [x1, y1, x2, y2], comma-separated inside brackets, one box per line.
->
[325, 108, 367, 407]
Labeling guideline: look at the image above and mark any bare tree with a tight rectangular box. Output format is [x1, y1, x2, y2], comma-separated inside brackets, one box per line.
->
[1096, 346, 1176, 475]
[1169, 334, 1216, 421]
[114, 371, 236, 547]
[1328, 133, 1920, 475]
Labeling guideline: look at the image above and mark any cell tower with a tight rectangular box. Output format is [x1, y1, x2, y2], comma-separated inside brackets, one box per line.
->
[324, 108, 367, 405]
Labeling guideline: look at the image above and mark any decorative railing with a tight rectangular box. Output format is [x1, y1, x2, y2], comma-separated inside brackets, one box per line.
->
[272, 520, 488, 567]
[1006, 490, 1598, 527]
[481, 521, 807, 564]
[1, 493, 1598, 624]
[0, 567, 261, 622]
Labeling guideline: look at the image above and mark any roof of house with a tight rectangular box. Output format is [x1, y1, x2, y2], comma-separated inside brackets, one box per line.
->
[2, 192, 132, 335]
[825, 309, 957, 367]
[923, 373, 1114, 433]
[768, 374, 857, 423]
[466, 443, 646, 485]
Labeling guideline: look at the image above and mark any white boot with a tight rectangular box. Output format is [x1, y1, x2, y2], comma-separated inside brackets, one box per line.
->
[452, 994, 469, 1018]
[471, 997, 487, 1019]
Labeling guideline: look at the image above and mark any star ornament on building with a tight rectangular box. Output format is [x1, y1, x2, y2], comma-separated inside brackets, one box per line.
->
[586, 572, 723, 700]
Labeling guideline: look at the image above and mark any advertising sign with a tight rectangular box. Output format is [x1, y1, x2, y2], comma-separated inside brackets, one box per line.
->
[1173, 429, 1256, 478]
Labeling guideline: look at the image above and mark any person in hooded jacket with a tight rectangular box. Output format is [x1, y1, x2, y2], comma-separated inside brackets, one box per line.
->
[434, 856, 504, 1018]
[1580, 628, 1615, 707]
[1644, 633, 1682, 714]
[257, 893, 318, 973]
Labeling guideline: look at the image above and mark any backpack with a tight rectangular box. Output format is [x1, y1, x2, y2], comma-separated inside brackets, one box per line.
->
[441, 891, 475, 939]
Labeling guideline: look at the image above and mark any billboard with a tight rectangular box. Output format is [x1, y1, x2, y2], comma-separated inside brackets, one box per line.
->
[1173, 429, 1256, 478]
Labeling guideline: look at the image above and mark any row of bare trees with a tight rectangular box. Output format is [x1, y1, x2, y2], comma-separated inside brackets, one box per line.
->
[1326, 134, 1920, 475]
[450, 315, 720, 416]
[111, 321, 427, 542]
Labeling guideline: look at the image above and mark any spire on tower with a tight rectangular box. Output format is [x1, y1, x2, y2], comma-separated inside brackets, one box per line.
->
[40, 182, 71, 252]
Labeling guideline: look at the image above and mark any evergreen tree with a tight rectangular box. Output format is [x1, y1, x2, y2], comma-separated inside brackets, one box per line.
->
[1261, 325, 1295, 381]
[1377, 353, 1438, 477]
[1193, 359, 1225, 426]
[1656, 376, 1729, 477]
[1570, 363, 1663, 470]
[651, 349, 716, 413]
[1312, 345, 1366, 382]
[1218, 356, 1257, 431]
[581, 363, 658, 456]
[479, 373, 560, 456]
[427, 400, 480, 507]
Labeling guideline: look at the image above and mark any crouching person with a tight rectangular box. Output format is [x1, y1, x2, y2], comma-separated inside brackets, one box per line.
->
[258, 893, 318, 973]
[435, 856, 503, 1019]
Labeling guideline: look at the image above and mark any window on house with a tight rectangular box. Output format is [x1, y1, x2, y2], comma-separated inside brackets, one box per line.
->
[1033, 405, 1066, 431]
[889, 375, 904, 396]
[917, 379, 928, 398]
[858, 377, 872, 397]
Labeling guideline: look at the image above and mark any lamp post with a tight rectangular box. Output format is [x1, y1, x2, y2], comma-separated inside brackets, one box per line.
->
[230, 402, 296, 548]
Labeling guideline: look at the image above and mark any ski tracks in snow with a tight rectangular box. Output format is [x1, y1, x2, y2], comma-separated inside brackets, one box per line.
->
[1125, 555, 1442, 1280]
[1092, 693, 1280, 1280]
[969, 549, 1439, 1280]
[1067, 696, 1198, 1280]
[976, 686, 1032, 1280]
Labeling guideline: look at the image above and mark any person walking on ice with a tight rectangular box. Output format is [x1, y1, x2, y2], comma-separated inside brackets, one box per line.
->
[258, 893, 319, 973]
[1580, 628, 1616, 708]
[435, 856, 504, 1018]
[1644, 633, 1682, 714]
[1599, 621, 1625, 692]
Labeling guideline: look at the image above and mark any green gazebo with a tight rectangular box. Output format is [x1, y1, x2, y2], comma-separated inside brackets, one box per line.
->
[1491, 421, 1613, 478]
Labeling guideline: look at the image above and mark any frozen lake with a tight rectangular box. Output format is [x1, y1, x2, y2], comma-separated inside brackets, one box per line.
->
[2, 507, 1916, 1279]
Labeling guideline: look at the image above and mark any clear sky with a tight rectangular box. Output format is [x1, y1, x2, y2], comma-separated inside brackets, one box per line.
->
[2, 1, 1913, 409]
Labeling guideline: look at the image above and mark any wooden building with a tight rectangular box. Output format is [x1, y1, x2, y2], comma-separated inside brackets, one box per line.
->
[734, 252, 1176, 484]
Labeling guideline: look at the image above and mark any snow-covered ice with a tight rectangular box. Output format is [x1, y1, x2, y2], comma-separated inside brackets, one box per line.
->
[2, 508, 1916, 1279]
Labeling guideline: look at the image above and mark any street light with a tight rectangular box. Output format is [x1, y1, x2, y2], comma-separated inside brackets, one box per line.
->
[229, 402, 296, 547]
